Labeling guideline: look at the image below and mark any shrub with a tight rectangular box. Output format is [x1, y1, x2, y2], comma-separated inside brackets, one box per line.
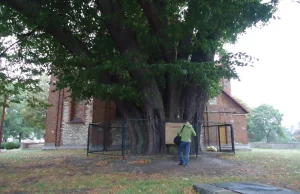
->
[14, 142, 21, 149]
[2, 142, 21, 150]
[0, 143, 6, 149]
[5, 142, 16, 150]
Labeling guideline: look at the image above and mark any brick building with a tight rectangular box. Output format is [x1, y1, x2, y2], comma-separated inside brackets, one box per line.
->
[203, 78, 249, 148]
[44, 76, 249, 149]
[44, 75, 117, 149]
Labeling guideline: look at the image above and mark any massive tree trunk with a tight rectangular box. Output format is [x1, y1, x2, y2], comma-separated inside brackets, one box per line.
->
[116, 74, 211, 154]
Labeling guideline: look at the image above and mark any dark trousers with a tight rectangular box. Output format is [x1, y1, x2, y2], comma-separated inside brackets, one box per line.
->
[179, 141, 191, 164]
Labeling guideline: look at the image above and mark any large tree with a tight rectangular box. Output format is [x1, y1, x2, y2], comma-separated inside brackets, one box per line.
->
[248, 104, 284, 142]
[0, 59, 43, 147]
[0, 75, 49, 143]
[0, 0, 278, 153]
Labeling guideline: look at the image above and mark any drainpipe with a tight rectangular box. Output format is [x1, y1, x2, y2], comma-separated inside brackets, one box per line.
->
[55, 90, 61, 147]
[57, 90, 64, 146]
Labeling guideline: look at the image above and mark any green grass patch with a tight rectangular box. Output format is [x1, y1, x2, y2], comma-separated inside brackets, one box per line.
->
[1, 149, 300, 193]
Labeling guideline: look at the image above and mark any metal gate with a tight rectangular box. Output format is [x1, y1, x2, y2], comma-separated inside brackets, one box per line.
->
[202, 123, 235, 154]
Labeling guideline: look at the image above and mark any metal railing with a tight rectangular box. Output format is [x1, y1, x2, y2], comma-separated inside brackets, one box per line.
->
[87, 119, 234, 160]
[202, 122, 235, 154]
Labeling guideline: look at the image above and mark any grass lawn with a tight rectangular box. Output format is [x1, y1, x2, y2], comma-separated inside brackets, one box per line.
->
[0, 148, 300, 193]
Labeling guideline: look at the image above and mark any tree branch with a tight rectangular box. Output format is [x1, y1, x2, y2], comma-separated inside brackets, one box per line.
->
[95, 0, 139, 54]
[177, 31, 193, 60]
[0, 40, 21, 58]
[191, 33, 215, 63]
[0, 0, 93, 58]
[0, 27, 38, 58]
[137, 0, 175, 63]
[0, 0, 111, 85]
[177, 3, 197, 60]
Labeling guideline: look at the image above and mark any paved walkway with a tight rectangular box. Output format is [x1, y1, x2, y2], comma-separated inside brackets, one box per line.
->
[194, 182, 300, 194]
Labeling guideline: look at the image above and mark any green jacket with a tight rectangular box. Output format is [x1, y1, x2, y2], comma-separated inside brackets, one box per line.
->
[177, 123, 196, 142]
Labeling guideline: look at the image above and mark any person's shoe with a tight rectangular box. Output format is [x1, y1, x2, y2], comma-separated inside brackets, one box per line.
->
[178, 162, 184, 166]
[183, 163, 188, 167]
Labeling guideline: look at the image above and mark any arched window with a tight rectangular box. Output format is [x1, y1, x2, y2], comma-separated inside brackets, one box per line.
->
[70, 100, 85, 123]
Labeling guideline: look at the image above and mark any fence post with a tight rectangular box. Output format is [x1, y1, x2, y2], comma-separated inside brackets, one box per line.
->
[87, 124, 90, 157]
[161, 120, 165, 154]
[122, 119, 125, 162]
[194, 121, 198, 158]
[103, 121, 107, 151]
[218, 125, 221, 152]
[230, 124, 235, 154]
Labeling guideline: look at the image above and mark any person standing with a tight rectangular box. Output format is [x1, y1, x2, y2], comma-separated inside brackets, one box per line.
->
[177, 121, 196, 166]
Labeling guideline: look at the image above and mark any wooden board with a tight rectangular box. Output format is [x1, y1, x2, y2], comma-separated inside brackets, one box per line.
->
[165, 122, 185, 145]
[219, 126, 227, 145]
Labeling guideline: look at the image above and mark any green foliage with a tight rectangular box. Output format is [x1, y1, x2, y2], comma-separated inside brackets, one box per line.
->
[5, 142, 15, 150]
[2, 103, 24, 141]
[1, 75, 49, 141]
[294, 131, 300, 141]
[2, 142, 20, 150]
[266, 127, 293, 143]
[248, 104, 284, 142]
[0, 142, 5, 149]
[293, 123, 300, 141]
[14, 142, 20, 149]
[0, 0, 279, 104]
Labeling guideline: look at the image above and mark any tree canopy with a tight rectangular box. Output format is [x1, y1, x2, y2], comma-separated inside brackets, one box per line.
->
[0, 0, 279, 153]
[0, 58, 47, 145]
[0, 1, 278, 103]
[248, 104, 284, 142]
[1, 75, 49, 142]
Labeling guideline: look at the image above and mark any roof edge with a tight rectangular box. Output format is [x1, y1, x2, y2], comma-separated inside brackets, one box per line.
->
[221, 90, 249, 114]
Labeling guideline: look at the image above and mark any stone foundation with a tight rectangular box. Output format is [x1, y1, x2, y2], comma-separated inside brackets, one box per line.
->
[61, 101, 92, 145]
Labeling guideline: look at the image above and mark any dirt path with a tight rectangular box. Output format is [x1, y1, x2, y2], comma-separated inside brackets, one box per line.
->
[58, 153, 267, 178]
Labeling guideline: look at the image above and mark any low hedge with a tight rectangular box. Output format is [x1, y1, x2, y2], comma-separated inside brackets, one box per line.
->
[5, 142, 21, 150]
[0, 142, 6, 149]
[14, 142, 21, 149]
[5, 142, 15, 150]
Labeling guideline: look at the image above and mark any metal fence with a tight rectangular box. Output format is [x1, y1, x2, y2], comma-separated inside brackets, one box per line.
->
[87, 119, 234, 160]
[87, 120, 131, 160]
[202, 122, 235, 154]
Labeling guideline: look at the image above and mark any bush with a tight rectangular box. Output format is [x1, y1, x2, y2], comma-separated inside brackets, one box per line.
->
[14, 142, 21, 149]
[3, 142, 21, 150]
[5, 142, 15, 150]
[0, 143, 6, 149]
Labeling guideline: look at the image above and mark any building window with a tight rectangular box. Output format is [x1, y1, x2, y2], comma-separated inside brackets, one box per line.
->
[70, 100, 85, 123]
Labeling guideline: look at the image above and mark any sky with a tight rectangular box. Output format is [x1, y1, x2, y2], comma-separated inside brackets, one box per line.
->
[225, 1, 300, 128]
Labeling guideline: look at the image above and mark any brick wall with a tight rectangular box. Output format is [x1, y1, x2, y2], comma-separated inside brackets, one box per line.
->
[232, 114, 248, 144]
[44, 76, 63, 145]
[203, 91, 249, 146]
